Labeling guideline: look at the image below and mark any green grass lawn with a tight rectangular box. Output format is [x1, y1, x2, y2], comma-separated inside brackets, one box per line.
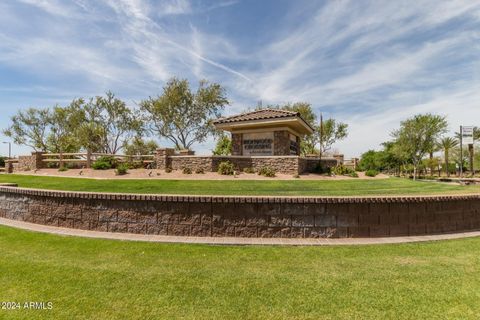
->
[0, 226, 480, 319]
[0, 174, 479, 196]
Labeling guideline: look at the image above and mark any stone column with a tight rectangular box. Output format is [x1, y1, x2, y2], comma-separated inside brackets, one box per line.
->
[231, 133, 243, 156]
[274, 131, 290, 155]
[333, 154, 344, 165]
[155, 148, 175, 170]
[32, 152, 44, 170]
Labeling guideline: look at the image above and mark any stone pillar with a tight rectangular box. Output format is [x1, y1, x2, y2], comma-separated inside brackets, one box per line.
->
[296, 136, 301, 156]
[5, 160, 13, 173]
[155, 148, 175, 170]
[32, 152, 44, 170]
[274, 130, 290, 155]
[333, 154, 344, 165]
[179, 149, 195, 156]
[231, 133, 243, 156]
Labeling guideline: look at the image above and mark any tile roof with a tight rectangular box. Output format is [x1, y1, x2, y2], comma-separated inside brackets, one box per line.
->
[214, 108, 301, 124]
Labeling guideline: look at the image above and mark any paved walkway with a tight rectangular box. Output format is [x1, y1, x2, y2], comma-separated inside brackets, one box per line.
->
[1, 217, 480, 246]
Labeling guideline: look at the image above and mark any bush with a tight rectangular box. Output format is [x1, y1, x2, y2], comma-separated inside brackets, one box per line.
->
[365, 169, 378, 177]
[58, 166, 68, 172]
[332, 165, 355, 176]
[313, 163, 331, 174]
[349, 171, 359, 178]
[0, 157, 6, 167]
[182, 167, 192, 174]
[165, 167, 172, 173]
[65, 162, 76, 169]
[47, 162, 59, 169]
[243, 167, 255, 174]
[195, 167, 205, 174]
[92, 156, 117, 170]
[115, 164, 129, 175]
[218, 161, 235, 175]
[258, 166, 276, 177]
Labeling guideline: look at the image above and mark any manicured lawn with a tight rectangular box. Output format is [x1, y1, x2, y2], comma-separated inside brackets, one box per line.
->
[0, 174, 479, 196]
[0, 226, 479, 319]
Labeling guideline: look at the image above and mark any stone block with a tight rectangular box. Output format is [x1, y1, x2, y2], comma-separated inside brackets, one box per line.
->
[99, 210, 117, 222]
[117, 210, 138, 223]
[290, 227, 304, 238]
[369, 225, 389, 237]
[108, 222, 128, 233]
[347, 226, 370, 237]
[127, 222, 148, 234]
[304, 204, 326, 215]
[147, 224, 168, 235]
[177, 214, 201, 225]
[315, 215, 336, 227]
[168, 224, 190, 236]
[336, 214, 358, 227]
[389, 224, 409, 237]
[191, 225, 211, 237]
[223, 216, 245, 227]
[269, 215, 291, 227]
[234, 226, 257, 238]
[291, 215, 314, 227]
[246, 215, 269, 227]
[212, 226, 235, 237]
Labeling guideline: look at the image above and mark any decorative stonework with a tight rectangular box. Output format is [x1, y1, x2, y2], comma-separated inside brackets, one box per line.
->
[0, 186, 479, 239]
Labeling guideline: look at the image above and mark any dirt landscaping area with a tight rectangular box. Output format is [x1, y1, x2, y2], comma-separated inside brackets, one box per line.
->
[12, 168, 389, 180]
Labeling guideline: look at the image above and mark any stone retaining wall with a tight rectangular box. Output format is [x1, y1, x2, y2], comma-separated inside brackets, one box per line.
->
[157, 154, 338, 175]
[0, 186, 479, 238]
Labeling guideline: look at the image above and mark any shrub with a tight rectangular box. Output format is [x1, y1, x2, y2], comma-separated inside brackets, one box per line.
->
[58, 166, 68, 172]
[348, 171, 359, 178]
[0, 157, 6, 167]
[47, 162, 59, 169]
[65, 162, 76, 169]
[115, 164, 129, 175]
[243, 167, 255, 174]
[165, 167, 172, 173]
[332, 165, 355, 176]
[258, 166, 276, 177]
[195, 167, 205, 174]
[92, 156, 117, 170]
[182, 167, 192, 174]
[125, 161, 143, 169]
[313, 163, 331, 174]
[218, 161, 235, 175]
[365, 169, 378, 177]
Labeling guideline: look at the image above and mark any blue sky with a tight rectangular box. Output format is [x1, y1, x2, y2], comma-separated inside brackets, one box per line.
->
[1, 0, 479, 157]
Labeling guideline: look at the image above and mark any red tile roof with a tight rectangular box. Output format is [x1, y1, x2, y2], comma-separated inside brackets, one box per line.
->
[214, 108, 309, 126]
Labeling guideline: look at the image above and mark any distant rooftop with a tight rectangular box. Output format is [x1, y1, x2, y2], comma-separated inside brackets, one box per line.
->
[213, 109, 314, 134]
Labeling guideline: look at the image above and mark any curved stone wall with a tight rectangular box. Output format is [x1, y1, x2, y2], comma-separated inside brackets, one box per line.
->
[0, 185, 479, 238]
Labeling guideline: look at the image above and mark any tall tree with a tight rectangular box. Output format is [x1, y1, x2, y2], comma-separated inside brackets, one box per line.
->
[318, 117, 348, 158]
[96, 92, 142, 154]
[438, 137, 458, 177]
[46, 105, 82, 153]
[123, 137, 158, 156]
[2, 108, 51, 151]
[392, 114, 448, 180]
[212, 133, 232, 156]
[140, 78, 229, 150]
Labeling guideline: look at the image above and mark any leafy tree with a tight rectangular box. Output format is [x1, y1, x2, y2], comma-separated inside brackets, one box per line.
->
[2, 108, 51, 151]
[212, 134, 232, 155]
[96, 92, 142, 154]
[391, 114, 448, 180]
[123, 137, 158, 156]
[317, 118, 348, 158]
[69, 98, 105, 153]
[46, 105, 82, 153]
[0, 157, 5, 167]
[140, 78, 229, 150]
[438, 137, 458, 177]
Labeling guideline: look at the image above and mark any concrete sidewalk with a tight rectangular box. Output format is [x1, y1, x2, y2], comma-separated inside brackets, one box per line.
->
[1, 217, 479, 246]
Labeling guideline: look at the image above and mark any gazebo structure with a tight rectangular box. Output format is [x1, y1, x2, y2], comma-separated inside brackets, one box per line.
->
[213, 109, 314, 156]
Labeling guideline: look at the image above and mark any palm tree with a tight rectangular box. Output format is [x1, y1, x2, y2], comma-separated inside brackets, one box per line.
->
[439, 137, 459, 177]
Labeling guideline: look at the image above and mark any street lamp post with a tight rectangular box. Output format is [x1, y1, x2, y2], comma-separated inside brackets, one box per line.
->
[2, 142, 11, 159]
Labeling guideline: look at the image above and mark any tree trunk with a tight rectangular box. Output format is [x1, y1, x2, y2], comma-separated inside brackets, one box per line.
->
[413, 165, 417, 181]
[445, 151, 449, 177]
